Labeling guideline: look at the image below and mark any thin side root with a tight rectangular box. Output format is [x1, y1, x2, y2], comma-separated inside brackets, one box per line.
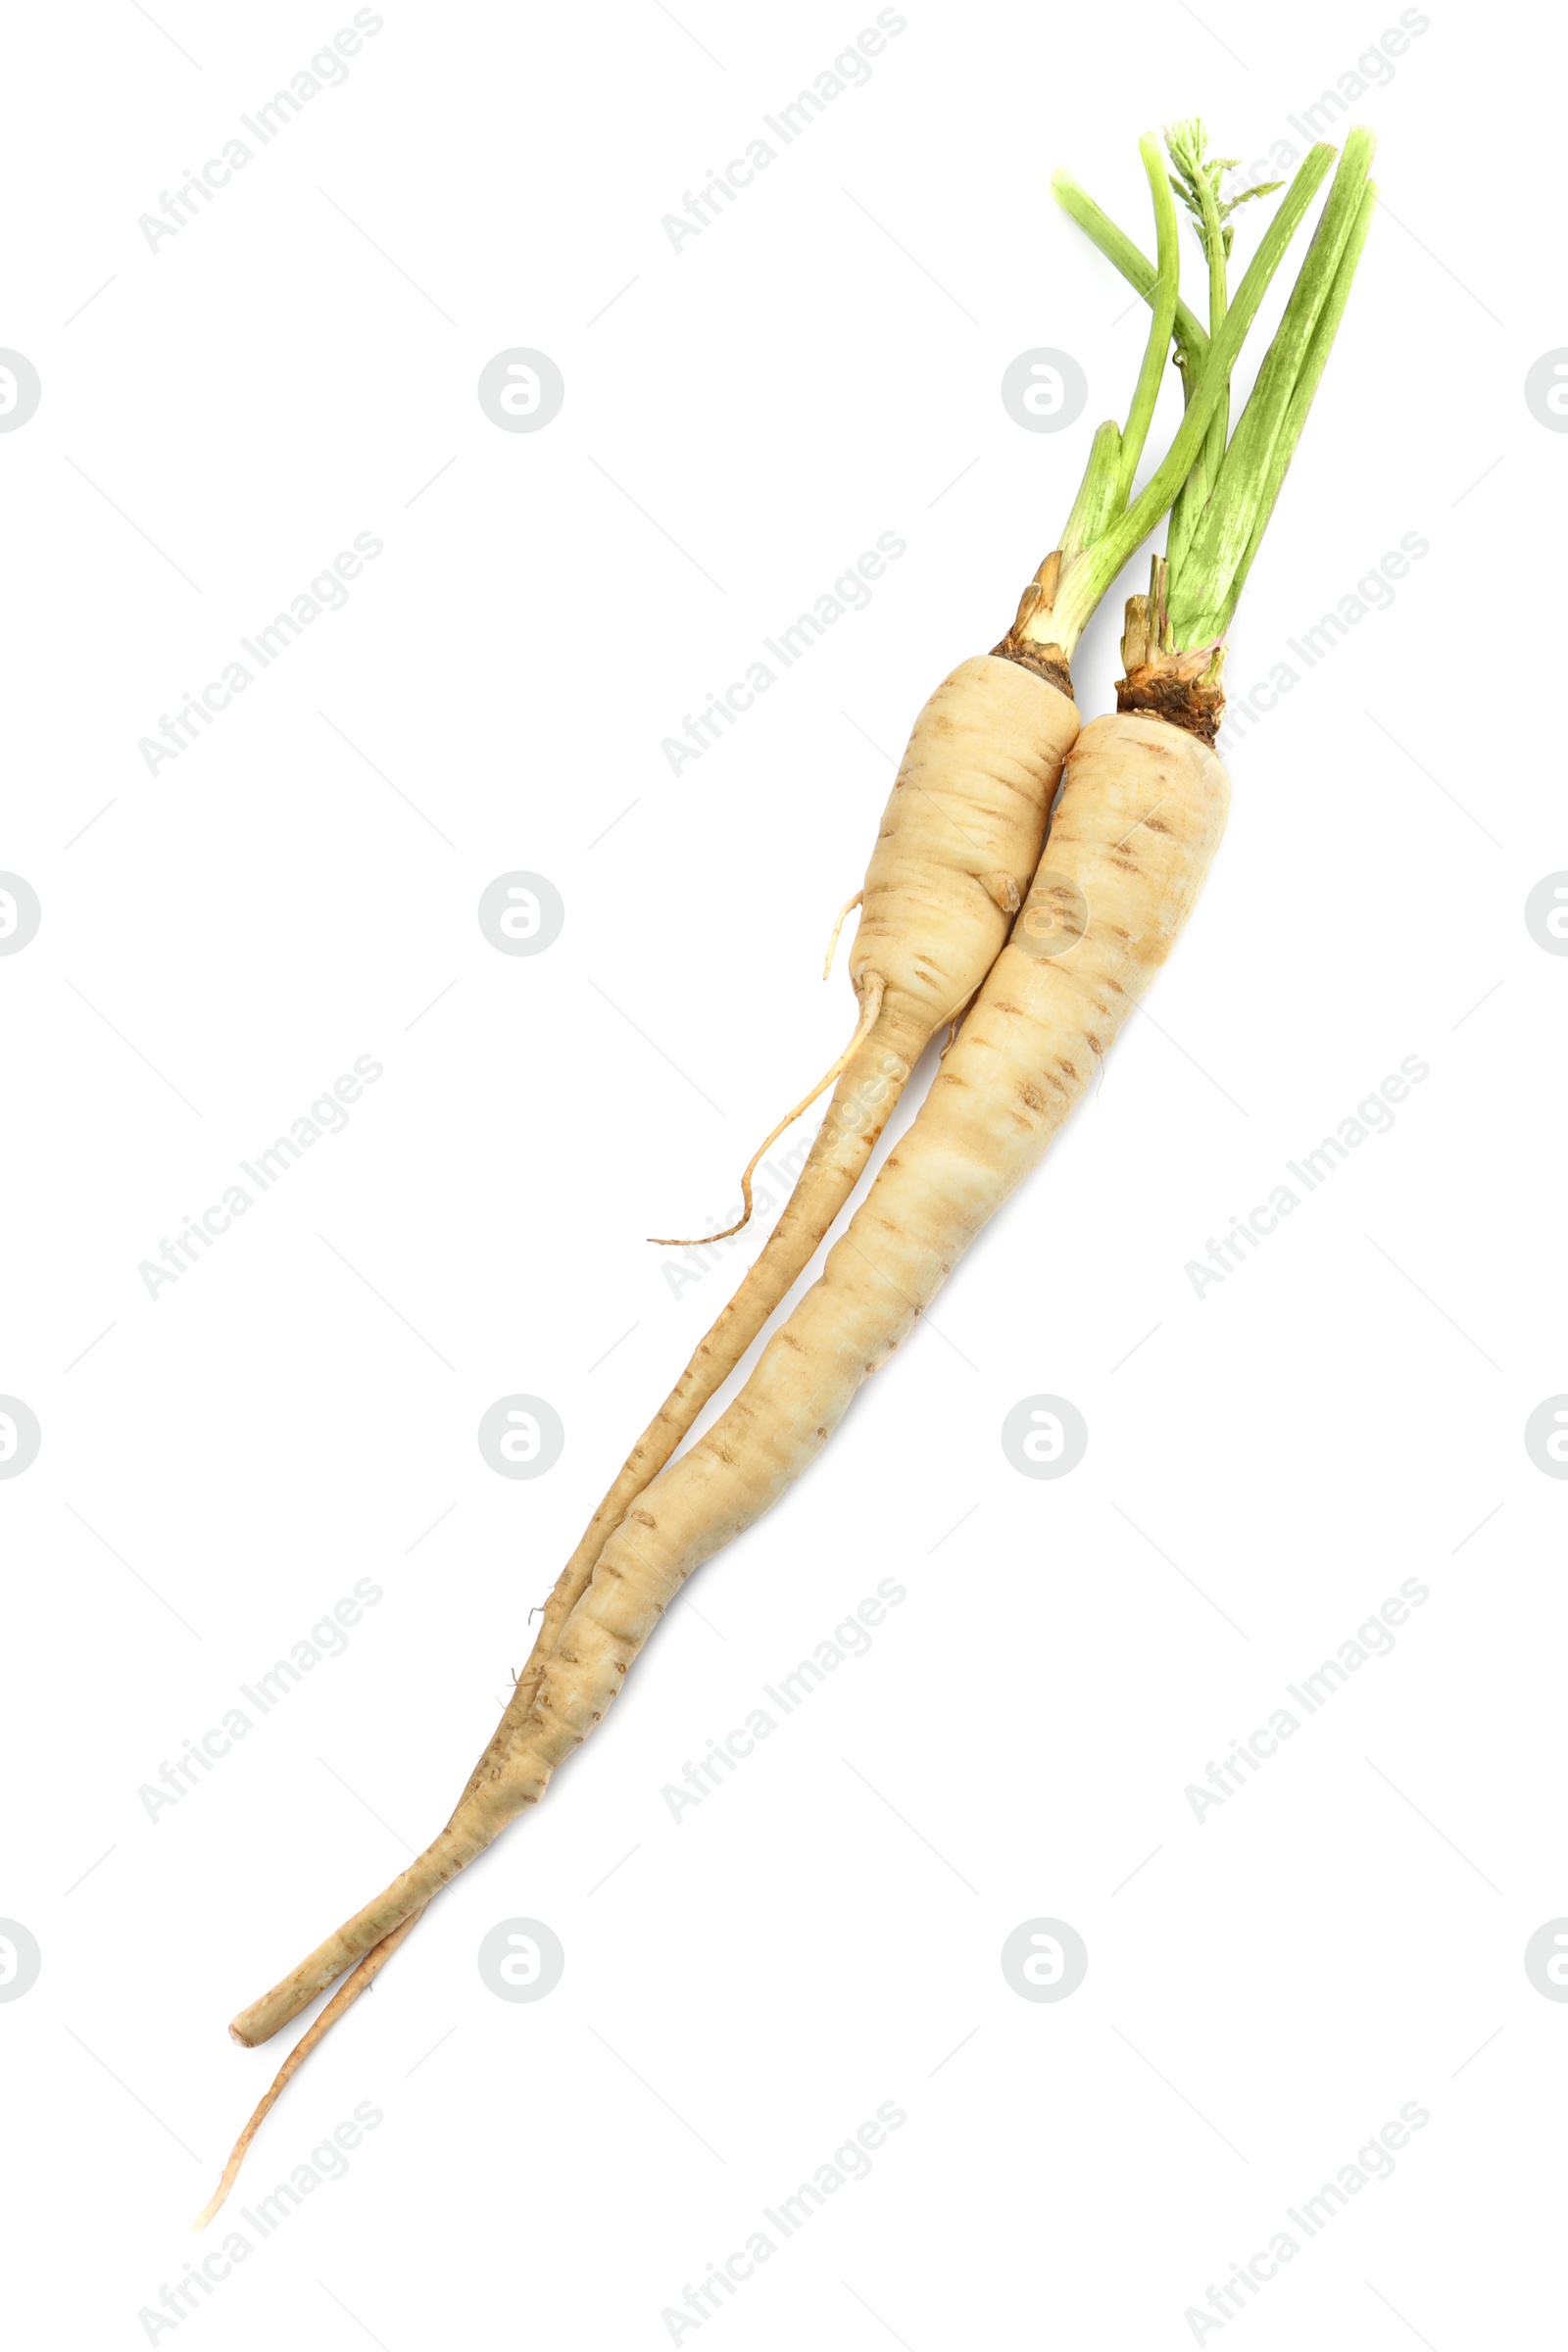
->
[821, 890, 862, 980]
[196, 1907, 424, 2231]
[649, 975, 886, 1248]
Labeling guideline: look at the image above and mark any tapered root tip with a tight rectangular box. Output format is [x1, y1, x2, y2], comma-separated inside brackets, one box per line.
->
[204, 1910, 424, 2225]
[648, 1213, 750, 1249]
[649, 972, 888, 1253]
[193, 2186, 230, 2233]
[194, 2101, 269, 2232]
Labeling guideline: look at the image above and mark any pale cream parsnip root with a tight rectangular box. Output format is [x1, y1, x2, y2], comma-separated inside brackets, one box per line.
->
[476, 654, 1080, 1779]
[229, 710, 1227, 2051]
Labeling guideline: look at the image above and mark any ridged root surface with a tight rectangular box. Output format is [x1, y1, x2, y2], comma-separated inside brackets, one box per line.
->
[230, 710, 1225, 2049]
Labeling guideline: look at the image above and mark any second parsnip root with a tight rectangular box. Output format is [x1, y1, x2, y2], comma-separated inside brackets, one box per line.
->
[493, 652, 1080, 1749]
[229, 708, 1228, 2053]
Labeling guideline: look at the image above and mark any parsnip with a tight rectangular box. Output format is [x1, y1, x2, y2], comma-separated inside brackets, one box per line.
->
[482, 126, 1189, 1745]
[509, 654, 1079, 1731]
[479, 129, 1332, 1759]
[227, 128, 1338, 2055]
[207, 122, 1376, 2230]
[231, 710, 1227, 2045]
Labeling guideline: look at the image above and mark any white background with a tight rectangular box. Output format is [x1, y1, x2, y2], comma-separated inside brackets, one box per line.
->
[2, 2, 1563, 2344]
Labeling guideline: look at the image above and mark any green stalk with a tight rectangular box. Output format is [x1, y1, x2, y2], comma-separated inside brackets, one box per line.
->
[1048, 140, 1337, 651]
[1192, 159, 1232, 478]
[1058, 418, 1124, 560]
[1161, 122, 1286, 604]
[1202, 179, 1378, 638]
[1172, 138, 1231, 575]
[1165, 413, 1208, 584]
[1049, 169, 1209, 382]
[998, 133, 1186, 674]
[1115, 136, 1181, 506]
[1049, 164, 1210, 580]
[1166, 126, 1376, 646]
